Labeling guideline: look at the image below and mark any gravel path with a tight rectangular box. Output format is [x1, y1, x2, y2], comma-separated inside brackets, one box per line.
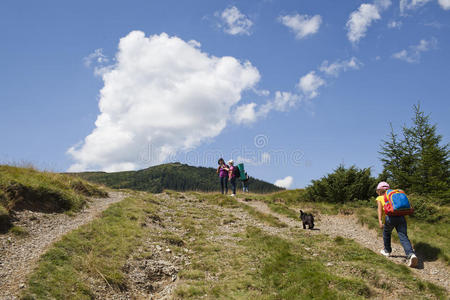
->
[237, 198, 450, 293]
[0, 191, 127, 299]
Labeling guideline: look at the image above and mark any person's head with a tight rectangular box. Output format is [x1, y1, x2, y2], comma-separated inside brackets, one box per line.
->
[228, 159, 234, 166]
[218, 158, 225, 165]
[376, 181, 390, 196]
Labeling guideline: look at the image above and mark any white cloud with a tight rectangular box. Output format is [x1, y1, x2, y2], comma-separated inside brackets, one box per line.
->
[68, 31, 260, 172]
[346, 0, 391, 44]
[274, 176, 293, 189]
[233, 91, 302, 125]
[83, 48, 109, 67]
[392, 38, 437, 63]
[278, 14, 322, 39]
[375, 0, 393, 9]
[319, 57, 362, 77]
[438, 0, 450, 9]
[237, 152, 271, 166]
[346, 4, 381, 44]
[234, 103, 258, 124]
[388, 20, 402, 29]
[297, 71, 325, 99]
[217, 6, 253, 36]
[234, 69, 328, 126]
[400, 0, 432, 14]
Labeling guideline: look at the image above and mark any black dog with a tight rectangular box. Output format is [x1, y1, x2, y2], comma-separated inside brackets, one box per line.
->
[300, 210, 314, 229]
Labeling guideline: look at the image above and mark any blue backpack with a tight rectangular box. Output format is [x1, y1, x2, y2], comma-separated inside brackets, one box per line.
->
[383, 189, 414, 216]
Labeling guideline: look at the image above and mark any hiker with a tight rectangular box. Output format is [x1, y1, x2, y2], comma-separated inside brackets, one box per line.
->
[376, 182, 418, 267]
[242, 171, 249, 193]
[217, 158, 229, 194]
[228, 160, 237, 197]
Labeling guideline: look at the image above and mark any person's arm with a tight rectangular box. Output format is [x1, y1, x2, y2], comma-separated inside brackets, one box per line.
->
[377, 200, 384, 229]
[217, 166, 221, 174]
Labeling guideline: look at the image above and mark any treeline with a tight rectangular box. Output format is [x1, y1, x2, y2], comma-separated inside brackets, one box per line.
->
[71, 163, 282, 194]
[304, 104, 449, 204]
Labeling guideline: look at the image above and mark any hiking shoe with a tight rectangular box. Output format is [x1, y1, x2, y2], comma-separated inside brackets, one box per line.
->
[380, 249, 391, 257]
[230, 194, 236, 197]
[407, 254, 418, 268]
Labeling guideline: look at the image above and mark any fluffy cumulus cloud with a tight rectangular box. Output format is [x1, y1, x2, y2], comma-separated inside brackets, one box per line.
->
[217, 6, 253, 35]
[319, 57, 362, 77]
[274, 176, 293, 189]
[439, 0, 450, 9]
[278, 13, 322, 39]
[68, 31, 260, 172]
[297, 71, 325, 99]
[233, 103, 258, 124]
[346, 0, 391, 44]
[392, 38, 437, 63]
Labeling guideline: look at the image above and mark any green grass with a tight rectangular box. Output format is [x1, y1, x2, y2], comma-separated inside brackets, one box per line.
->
[0, 165, 108, 232]
[10, 225, 29, 237]
[250, 190, 450, 264]
[193, 192, 287, 228]
[20, 191, 447, 299]
[21, 195, 155, 299]
[242, 226, 371, 299]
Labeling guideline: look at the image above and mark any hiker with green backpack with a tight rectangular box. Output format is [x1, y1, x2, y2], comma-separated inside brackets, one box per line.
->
[376, 181, 418, 267]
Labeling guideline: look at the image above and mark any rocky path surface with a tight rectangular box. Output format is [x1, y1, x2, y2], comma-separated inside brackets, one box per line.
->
[0, 191, 127, 299]
[237, 198, 450, 293]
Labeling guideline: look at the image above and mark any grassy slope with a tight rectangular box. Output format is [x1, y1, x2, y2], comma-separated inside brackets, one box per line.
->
[71, 162, 282, 193]
[0, 165, 107, 232]
[22, 191, 445, 299]
[250, 189, 450, 264]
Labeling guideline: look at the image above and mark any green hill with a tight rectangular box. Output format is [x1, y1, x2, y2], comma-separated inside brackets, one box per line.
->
[70, 162, 282, 193]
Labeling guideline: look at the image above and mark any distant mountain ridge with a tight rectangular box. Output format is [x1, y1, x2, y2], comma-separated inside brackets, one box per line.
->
[70, 163, 283, 193]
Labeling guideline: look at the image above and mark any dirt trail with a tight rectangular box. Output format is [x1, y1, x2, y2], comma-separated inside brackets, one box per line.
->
[0, 191, 127, 299]
[237, 198, 450, 293]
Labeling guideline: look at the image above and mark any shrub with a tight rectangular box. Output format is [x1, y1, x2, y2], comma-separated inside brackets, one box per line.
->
[304, 165, 377, 203]
[410, 196, 448, 223]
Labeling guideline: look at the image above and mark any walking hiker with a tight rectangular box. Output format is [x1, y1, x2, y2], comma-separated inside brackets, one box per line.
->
[228, 160, 238, 197]
[217, 158, 229, 194]
[376, 182, 418, 267]
[242, 171, 249, 193]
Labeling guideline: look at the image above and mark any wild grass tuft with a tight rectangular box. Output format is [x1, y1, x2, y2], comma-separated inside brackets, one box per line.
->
[0, 165, 108, 232]
[21, 195, 157, 299]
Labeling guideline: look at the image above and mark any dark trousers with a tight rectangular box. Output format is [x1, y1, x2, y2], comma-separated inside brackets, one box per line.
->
[220, 176, 228, 194]
[230, 177, 236, 194]
[383, 215, 414, 256]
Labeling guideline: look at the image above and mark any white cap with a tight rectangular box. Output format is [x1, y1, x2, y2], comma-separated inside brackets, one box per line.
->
[228, 159, 234, 164]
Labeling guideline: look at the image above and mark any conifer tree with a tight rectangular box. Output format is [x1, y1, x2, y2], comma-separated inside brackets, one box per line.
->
[405, 104, 449, 193]
[379, 104, 449, 194]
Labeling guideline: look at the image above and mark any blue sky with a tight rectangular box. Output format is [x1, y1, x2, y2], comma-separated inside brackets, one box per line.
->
[1, 0, 449, 188]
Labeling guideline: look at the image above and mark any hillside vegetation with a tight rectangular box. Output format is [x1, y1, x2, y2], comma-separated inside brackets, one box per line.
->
[71, 162, 282, 193]
[0, 165, 107, 232]
[21, 191, 446, 299]
[251, 189, 450, 264]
